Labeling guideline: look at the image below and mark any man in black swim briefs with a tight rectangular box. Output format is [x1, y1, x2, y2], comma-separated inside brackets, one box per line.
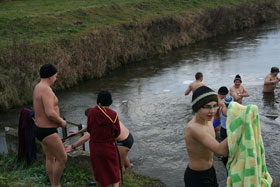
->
[36, 127, 58, 142]
[33, 64, 67, 187]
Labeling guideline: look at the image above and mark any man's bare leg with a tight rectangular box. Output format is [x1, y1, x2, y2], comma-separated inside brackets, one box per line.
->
[42, 133, 67, 187]
[117, 146, 130, 172]
[42, 143, 55, 185]
[125, 155, 131, 169]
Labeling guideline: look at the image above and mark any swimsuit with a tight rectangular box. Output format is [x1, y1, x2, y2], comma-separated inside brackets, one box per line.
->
[36, 126, 58, 142]
[184, 165, 218, 187]
[213, 119, 221, 128]
[116, 133, 134, 149]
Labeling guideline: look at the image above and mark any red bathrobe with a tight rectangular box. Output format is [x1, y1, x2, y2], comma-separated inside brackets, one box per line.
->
[87, 105, 121, 187]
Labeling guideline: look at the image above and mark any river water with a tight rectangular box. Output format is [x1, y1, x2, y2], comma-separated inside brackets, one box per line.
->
[1, 20, 280, 186]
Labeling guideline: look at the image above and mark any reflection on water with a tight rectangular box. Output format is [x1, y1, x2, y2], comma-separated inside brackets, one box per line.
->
[1, 20, 280, 186]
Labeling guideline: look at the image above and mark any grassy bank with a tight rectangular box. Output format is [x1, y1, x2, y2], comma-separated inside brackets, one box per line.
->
[0, 0, 280, 110]
[0, 153, 166, 187]
[0, 0, 262, 46]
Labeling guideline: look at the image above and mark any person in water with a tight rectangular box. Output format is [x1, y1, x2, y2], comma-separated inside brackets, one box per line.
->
[213, 86, 228, 132]
[263, 67, 280, 93]
[184, 72, 207, 96]
[87, 90, 121, 187]
[219, 95, 234, 169]
[33, 64, 67, 187]
[185, 86, 228, 187]
[230, 74, 249, 104]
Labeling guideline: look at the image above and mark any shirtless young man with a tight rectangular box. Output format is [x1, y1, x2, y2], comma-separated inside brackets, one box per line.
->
[230, 74, 249, 104]
[33, 64, 67, 187]
[184, 72, 207, 96]
[263, 67, 280, 93]
[66, 119, 134, 172]
[213, 86, 228, 132]
[185, 86, 228, 187]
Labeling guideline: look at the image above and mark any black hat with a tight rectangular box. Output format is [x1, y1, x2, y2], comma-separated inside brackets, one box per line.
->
[218, 86, 229, 95]
[192, 86, 218, 112]
[234, 74, 242, 83]
[97, 90, 112, 106]
[40, 64, 57, 78]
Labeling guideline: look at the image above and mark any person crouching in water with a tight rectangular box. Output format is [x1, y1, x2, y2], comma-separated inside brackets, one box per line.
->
[87, 90, 121, 187]
[184, 86, 228, 187]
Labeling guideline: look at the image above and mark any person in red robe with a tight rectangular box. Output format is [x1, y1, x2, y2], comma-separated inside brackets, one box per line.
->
[87, 90, 121, 187]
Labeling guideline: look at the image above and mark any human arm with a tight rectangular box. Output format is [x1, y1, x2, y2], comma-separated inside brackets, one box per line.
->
[114, 117, 121, 139]
[230, 87, 242, 101]
[69, 127, 87, 134]
[191, 125, 228, 157]
[42, 87, 66, 127]
[264, 75, 279, 85]
[240, 85, 249, 97]
[65, 133, 90, 153]
[184, 85, 192, 96]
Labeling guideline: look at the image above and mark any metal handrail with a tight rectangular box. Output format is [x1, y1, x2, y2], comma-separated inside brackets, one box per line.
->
[61, 120, 85, 151]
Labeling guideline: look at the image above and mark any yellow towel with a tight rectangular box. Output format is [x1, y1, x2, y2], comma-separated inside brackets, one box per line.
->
[226, 102, 272, 187]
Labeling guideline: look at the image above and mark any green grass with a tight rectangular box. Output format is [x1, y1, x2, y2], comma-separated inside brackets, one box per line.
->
[0, 153, 89, 186]
[0, 0, 257, 47]
[0, 153, 166, 187]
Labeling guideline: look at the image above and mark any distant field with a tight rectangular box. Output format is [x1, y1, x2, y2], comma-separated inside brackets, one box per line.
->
[0, 0, 256, 47]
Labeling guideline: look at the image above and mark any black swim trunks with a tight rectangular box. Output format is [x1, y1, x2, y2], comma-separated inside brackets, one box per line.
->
[36, 126, 58, 142]
[116, 133, 134, 149]
[184, 165, 218, 187]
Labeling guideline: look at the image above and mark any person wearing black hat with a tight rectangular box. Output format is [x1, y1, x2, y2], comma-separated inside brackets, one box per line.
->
[33, 64, 67, 187]
[184, 86, 228, 187]
[263, 67, 280, 93]
[213, 86, 229, 132]
[230, 74, 249, 104]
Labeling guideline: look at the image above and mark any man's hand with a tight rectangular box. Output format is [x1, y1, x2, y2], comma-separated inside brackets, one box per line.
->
[69, 130, 78, 134]
[60, 119, 67, 128]
[65, 145, 72, 153]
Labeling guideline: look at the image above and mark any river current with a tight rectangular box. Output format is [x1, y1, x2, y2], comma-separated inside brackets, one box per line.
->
[1, 20, 280, 186]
